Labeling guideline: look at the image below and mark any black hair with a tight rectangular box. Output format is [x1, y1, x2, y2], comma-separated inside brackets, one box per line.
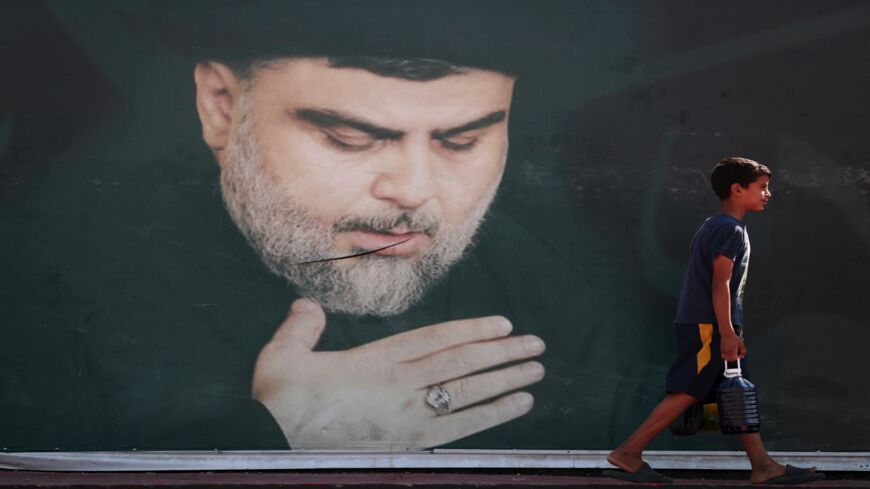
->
[710, 157, 772, 201]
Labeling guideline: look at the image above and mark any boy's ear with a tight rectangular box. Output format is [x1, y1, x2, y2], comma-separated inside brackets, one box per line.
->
[729, 182, 744, 199]
[194, 61, 243, 155]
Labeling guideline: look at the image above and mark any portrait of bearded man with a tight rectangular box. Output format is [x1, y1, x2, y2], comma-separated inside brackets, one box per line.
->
[196, 54, 546, 448]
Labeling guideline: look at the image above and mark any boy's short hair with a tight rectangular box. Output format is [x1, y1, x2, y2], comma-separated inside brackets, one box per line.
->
[710, 157, 772, 200]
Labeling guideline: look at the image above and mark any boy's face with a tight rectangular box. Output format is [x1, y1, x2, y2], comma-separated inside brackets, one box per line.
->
[735, 175, 772, 212]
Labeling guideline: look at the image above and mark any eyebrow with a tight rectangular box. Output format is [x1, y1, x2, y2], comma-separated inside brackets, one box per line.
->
[294, 108, 405, 140]
[432, 110, 507, 139]
[293, 108, 507, 141]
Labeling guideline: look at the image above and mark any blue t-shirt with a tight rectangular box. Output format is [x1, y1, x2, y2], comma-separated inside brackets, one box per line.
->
[674, 213, 750, 326]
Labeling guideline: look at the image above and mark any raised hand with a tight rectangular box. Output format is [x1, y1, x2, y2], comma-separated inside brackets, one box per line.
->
[252, 298, 546, 449]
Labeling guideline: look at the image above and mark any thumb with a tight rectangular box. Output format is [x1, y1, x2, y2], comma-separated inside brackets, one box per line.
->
[271, 298, 327, 351]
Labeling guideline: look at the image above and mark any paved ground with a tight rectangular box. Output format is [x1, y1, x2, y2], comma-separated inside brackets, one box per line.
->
[1, 471, 869, 488]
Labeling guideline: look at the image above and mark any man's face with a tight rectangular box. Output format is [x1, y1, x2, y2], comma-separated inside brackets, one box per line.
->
[212, 58, 515, 316]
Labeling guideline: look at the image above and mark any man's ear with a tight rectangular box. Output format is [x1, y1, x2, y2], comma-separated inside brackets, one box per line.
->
[194, 61, 242, 153]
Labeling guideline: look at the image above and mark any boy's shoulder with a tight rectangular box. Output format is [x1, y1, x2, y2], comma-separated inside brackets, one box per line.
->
[690, 213, 749, 269]
[697, 213, 746, 236]
[705, 213, 743, 227]
[691, 214, 748, 258]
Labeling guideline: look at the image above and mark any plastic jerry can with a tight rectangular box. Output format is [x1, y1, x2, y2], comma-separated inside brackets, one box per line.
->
[716, 359, 760, 434]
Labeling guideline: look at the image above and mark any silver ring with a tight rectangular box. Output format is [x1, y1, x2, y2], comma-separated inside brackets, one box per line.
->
[425, 384, 452, 415]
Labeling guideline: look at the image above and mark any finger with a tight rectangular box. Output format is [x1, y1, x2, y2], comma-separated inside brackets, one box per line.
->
[411, 335, 546, 387]
[421, 392, 534, 447]
[356, 316, 513, 362]
[438, 361, 545, 411]
[270, 298, 326, 351]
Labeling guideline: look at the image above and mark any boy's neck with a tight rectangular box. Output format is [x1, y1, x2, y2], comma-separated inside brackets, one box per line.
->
[719, 200, 746, 221]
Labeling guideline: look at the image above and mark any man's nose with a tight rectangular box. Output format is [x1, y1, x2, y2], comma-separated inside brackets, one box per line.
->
[370, 141, 438, 210]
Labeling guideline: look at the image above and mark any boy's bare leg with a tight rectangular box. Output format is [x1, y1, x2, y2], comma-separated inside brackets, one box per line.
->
[607, 392, 698, 472]
[741, 432, 820, 483]
[741, 432, 785, 482]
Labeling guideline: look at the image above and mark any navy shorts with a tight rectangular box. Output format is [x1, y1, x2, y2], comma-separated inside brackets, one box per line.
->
[665, 323, 749, 403]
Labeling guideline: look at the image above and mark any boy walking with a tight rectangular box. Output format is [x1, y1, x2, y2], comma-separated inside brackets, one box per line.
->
[605, 157, 824, 484]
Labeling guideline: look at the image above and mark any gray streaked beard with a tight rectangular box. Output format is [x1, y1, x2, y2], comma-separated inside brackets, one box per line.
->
[219, 96, 498, 317]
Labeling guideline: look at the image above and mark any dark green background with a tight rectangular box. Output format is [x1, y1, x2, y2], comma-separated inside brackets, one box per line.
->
[1, 0, 869, 451]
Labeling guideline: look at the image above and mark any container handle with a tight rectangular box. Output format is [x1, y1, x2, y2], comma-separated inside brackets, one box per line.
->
[723, 359, 742, 378]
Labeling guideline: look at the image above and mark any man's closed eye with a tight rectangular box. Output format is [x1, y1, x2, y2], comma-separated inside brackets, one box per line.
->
[437, 135, 478, 151]
[323, 129, 380, 152]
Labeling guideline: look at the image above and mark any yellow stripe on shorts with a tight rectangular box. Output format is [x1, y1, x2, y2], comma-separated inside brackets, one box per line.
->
[696, 323, 714, 374]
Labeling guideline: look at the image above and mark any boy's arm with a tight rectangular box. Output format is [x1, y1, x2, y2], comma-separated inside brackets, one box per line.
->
[712, 254, 748, 361]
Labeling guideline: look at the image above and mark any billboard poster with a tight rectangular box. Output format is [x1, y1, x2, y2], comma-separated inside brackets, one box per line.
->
[1, 0, 869, 459]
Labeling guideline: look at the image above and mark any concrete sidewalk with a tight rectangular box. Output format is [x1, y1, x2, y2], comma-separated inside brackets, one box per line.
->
[1, 471, 869, 488]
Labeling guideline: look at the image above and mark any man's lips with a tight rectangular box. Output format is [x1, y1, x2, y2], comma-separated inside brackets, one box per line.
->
[348, 230, 427, 256]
